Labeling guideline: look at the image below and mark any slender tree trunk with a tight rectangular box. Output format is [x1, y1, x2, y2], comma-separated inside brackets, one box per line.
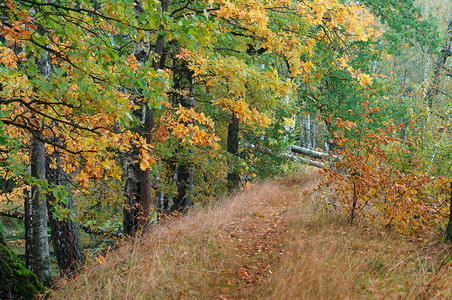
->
[422, 55, 431, 98]
[305, 115, 312, 150]
[227, 114, 240, 192]
[444, 182, 452, 242]
[46, 154, 82, 276]
[24, 172, 34, 271]
[171, 64, 195, 211]
[312, 119, 316, 149]
[123, 0, 168, 235]
[136, 0, 159, 229]
[30, 134, 51, 285]
[123, 144, 142, 235]
[150, 0, 169, 217]
[154, 173, 167, 215]
[27, 48, 52, 284]
[372, 59, 378, 74]
[424, 21, 452, 109]
[139, 106, 154, 225]
[173, 163, 194, 211]
[298, 113, 304, 147]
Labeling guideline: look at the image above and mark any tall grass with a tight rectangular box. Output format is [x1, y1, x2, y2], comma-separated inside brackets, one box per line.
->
[51, 168, 452, 299]
[268, 172, 452, 299]
[51, 174, 299, 299]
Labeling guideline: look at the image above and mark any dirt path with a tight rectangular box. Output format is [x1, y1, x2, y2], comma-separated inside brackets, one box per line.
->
[212, 169, 322, 299]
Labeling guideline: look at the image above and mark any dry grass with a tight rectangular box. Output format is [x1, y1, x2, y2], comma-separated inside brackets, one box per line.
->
[269, 171, 452, 299]
[50, 168, 452, 299]
[50, 173, 298, 299]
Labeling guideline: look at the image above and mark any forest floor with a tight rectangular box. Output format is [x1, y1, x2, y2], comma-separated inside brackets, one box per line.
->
[50, 168, 452, 299]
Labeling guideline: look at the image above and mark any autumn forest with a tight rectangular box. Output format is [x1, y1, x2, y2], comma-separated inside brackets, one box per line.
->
[1, 0, 452, 298]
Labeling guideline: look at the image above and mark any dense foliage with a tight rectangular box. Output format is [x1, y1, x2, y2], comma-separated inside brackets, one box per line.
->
[0, 0, 451, 295]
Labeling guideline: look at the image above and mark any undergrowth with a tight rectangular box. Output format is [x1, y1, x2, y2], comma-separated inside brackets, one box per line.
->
[50, 168, 452, 299]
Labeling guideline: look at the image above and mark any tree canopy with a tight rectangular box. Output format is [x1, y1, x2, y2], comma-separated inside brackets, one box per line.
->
[1, 0, 452, 296]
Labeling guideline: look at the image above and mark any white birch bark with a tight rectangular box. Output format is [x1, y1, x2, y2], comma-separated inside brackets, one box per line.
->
[30, 133, 51, 284]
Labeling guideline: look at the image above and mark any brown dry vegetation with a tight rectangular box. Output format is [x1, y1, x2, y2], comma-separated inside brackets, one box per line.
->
[50, 168, 452, 299]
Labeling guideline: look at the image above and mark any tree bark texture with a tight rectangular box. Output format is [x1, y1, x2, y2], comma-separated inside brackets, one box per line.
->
[153, 173, 167, 214]
[46, 157, 83, 276]
[123, 0, 168, 235]
[30, 135, 51, 285]
[227, 114, 240, 192]
[27, 48, 53, 284]
[123, 108, 144, 235]
[24, 181, 34, 271]
[291, 145, 338, 160]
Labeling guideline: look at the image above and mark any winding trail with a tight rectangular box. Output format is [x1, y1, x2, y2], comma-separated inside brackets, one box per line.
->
[207, 168, 322, 299]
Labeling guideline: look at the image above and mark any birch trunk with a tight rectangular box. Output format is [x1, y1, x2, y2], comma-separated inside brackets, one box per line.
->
[305, 115, 312, 149]
[291, 145, 338, 160]
[424, 21, 452, 109]
[30, 134, 51, 284]
[27, 48, 52, 284]
[312, 120, 316, 150]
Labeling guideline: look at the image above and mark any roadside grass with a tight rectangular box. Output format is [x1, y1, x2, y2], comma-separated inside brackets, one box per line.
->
[50, 168, 452, 299]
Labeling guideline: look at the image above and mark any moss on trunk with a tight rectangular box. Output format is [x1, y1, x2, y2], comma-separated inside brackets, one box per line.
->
[0, 227, 45, 299]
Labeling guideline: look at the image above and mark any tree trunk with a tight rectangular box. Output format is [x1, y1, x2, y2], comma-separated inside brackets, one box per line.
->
[298, 114, 303, 147]
[171, 64, 195, 211]
[139, 105, 155, 225]
[149, 0, 168, 216]
[123, 0, 168, 235]
[123, 0, 151, 236]
[30, 135, 51, 285]
[291, 145, 338, 160]
[227, 114, 240, 192]
[46, 156, 82, 276]
[123, 143, 142, 236]
[173, 162, 194, 211]
[154, 173, 167, 214]
[312, 119, 316, 150]
[305, 115, 312, 149]
[424, 21, 452, 109]
[26, 42, 52, 285]
[422, 55, 431, 99]
[0, 223, 45, 300]
[24, 175, 34, 271]
[444, 182, 452, 242]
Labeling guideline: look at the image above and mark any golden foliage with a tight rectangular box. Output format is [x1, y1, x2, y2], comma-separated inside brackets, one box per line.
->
[320, 114, 451, 236]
